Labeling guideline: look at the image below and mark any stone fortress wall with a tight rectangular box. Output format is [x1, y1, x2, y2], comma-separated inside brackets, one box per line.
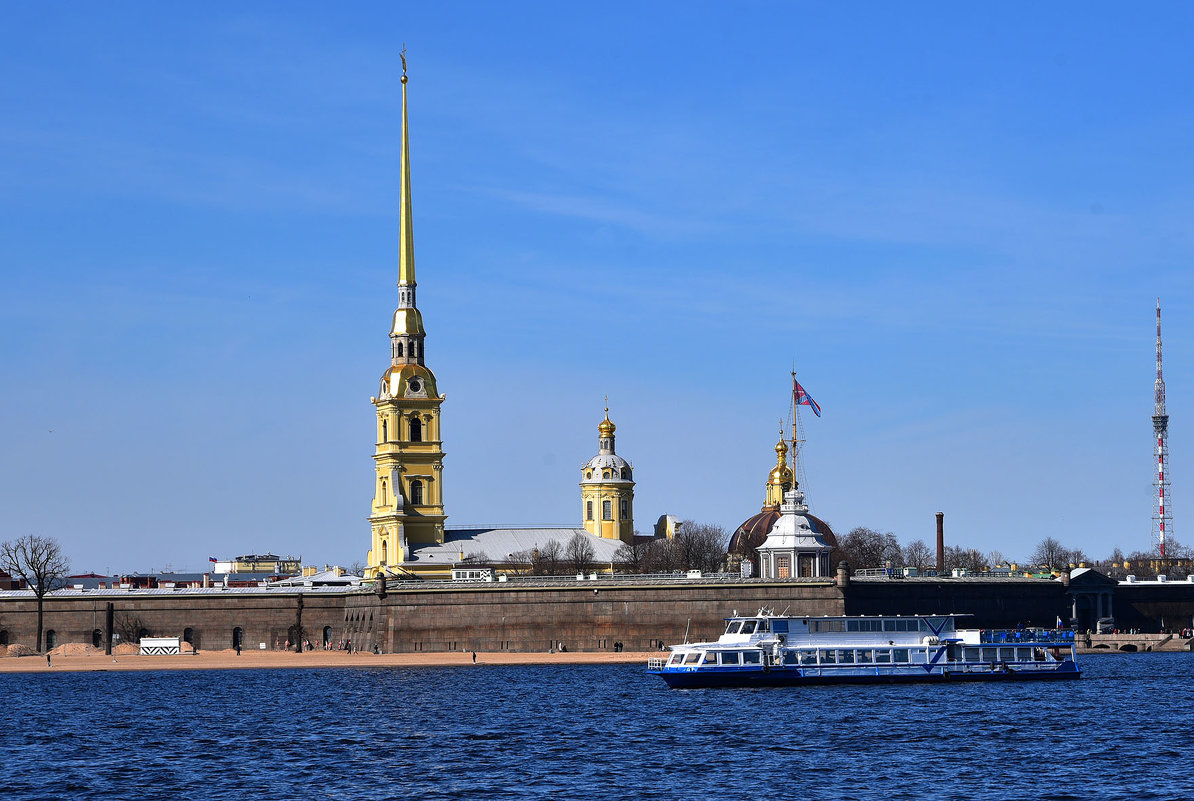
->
[3, 575, 1193, 654]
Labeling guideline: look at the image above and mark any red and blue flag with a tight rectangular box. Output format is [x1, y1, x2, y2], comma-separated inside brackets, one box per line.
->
[794, 379, 821, 417]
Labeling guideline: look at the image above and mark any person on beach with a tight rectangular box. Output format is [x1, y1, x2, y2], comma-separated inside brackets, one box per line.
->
[46, 653, 51, 667]
[472, 651, 477, 664]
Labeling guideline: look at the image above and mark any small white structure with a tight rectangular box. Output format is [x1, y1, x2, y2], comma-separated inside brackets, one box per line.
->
[756, 487, 832, 578]
[452, 566, 495, 582]
[139, 637, 181, 655]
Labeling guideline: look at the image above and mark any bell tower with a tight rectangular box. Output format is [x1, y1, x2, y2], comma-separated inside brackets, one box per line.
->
[580, 407, 635, 542]
[367, 54, 447, 576]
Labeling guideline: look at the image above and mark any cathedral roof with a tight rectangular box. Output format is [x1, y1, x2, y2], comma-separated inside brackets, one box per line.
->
[728, 507, 837, 556]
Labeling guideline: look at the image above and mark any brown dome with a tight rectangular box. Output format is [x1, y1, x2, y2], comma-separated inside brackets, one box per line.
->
[727, 508, 837, 556]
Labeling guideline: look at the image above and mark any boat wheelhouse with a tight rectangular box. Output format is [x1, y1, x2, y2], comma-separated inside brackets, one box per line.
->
[647, 612, 1080, 689]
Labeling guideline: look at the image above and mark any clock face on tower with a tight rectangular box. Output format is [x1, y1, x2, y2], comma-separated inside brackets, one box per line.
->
[408, 378, 421, 393]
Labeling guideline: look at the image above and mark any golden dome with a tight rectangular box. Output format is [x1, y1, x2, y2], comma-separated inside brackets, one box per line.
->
[769, 463, 793, 485]
[598, 410, 616, 437]
[774, 437, 788, 457]
[390, 308, 426, 337]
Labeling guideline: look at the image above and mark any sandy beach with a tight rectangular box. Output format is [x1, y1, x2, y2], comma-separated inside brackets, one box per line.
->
[0, 648, 654, 673]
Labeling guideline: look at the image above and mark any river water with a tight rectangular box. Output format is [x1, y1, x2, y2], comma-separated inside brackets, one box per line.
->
[2, 652, 1191, 800]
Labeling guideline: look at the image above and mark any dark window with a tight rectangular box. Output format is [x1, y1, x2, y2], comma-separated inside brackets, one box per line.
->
[381, 419, 388, 441]
[602, 500, 612, 520]
[45, 630, 57, 650]
[410, 480, 424, 505]
[92, 629, 103, 648]
[586, 501, 593, 520]
[410, 416, 422, 442]
[620, 499, 628, 519]
[397, 341, 404, 357]
[0, 630, 8, 646]
[182, 627, 194, 645]
[232, 627, 244, 649]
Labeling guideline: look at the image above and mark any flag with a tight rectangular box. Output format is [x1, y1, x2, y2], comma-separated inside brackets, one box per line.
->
[794, 379, 821, 417]
[209, 556, 217, 562]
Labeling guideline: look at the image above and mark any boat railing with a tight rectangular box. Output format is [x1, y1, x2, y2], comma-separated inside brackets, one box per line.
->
[647, 657, 667, 671]
[979, 628, 1075, 644]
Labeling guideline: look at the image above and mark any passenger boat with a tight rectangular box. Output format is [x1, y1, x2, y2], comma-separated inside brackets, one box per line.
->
[647, 611, 1080, 689]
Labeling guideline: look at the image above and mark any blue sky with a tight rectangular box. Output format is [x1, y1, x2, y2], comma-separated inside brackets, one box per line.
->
[3, 3, 1193, 572]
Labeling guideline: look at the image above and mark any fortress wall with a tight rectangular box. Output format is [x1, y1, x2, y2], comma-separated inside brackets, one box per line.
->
[344, 580, 845, 653]
[843, 578, 1070, 629]
[1114, 583, 1194, 631]
[0, 591, 349, 652]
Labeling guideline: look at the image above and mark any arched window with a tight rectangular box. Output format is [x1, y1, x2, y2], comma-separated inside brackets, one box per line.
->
[45, 630, 57, 650]
[183, 627, 194, 645]
[586, 471, 592, 480]
[323, 626, 333, 646]
[603, 470, 610, 479]
[381, 540, 388, 565]
[410, 416, 422, 442]
[620, 499, 628, 519]
[380, 479, 388, 506]
[397, 341, 404, 357]
[232, 627, 243, 649]
[586, 501, 594, 520]
[381, 418, 388, 441]
[602, 500, 612, 520]
[410, 479, 424, 505]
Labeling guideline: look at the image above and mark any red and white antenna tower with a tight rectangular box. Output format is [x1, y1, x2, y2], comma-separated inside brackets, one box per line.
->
[1152, 298, 1172, 557]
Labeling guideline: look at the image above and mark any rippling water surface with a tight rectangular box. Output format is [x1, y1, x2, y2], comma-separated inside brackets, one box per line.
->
[2, 653, 1192, 800]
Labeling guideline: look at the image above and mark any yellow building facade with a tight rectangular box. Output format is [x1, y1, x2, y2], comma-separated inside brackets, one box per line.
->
[580, 410, 635, 543]
[366, 66, 447, 577]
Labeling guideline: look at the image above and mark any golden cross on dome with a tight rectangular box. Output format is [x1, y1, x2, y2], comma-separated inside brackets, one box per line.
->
[400, 45, 408, 82]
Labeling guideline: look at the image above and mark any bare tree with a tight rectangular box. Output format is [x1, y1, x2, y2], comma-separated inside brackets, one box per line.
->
[613, 534, 653, 573]
[1028, 537, 1069, 571]
[674, 521, 729, 574]
[347, 560, 367, 577]
[835, 527, 902, 570]
[533, 540, 563, 575]
[114, 612, 150, 647]
[902, 539, 934, 569]
[986, 550, 1008, 568]
[564, 532, 596, 574]
[1, 535, 70, 652]
[943, 545, 986, 573]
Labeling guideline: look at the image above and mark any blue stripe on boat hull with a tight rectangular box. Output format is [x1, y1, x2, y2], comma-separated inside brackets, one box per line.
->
[648, 662, 1081, 689]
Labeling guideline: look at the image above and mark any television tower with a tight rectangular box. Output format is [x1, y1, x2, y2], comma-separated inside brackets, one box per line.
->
[1152, 299, 1172, 557]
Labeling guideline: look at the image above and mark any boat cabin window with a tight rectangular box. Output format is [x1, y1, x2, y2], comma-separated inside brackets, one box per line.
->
[740, 620, 758, 635]
[722, 652, 741, 665]
[800, 650, 817, 665]
[882, 619, 921, 632]
[742, 651, 761, 665]
[964, 647, 980, 661]
[668, 653, 684, 666]
[683, 652, 701, 665]
[701, 652, 719, 665]
[725, 621, 742, 635]
[1017, 648, 1032, 661]
[771, 620, 789, 633]
[755, 620, 769, 633]
[783, 651, 800, 665]
[847, 620, 884, 632]
[837, 650, 855, 664]
[893, 649, 910, 663]
[981, 647, 998, 662]
[856, 650, 873, 663]
[810, 620, 847, 633]
[875, 649, 892, 664]
[820, 650, 836, 664]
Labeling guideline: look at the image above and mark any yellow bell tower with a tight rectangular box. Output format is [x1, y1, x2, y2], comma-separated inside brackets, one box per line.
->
[580, 407, 635, 543]
[367, 55, 447, 577]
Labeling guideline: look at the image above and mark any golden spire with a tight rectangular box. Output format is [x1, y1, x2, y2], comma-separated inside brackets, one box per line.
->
[398, 45, 415, 288]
